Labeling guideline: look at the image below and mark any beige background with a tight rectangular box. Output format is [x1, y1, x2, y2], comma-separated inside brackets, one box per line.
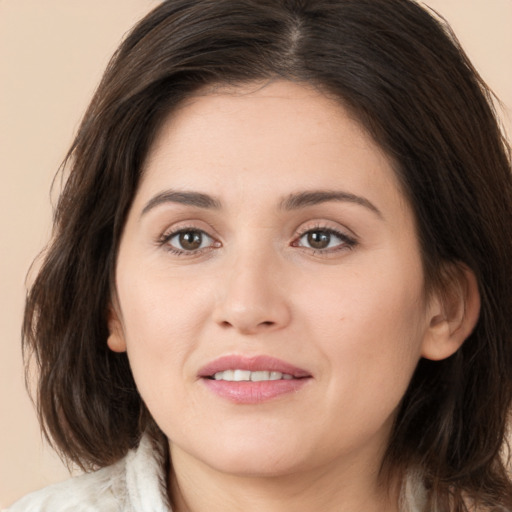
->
[1, 0, 511, 507]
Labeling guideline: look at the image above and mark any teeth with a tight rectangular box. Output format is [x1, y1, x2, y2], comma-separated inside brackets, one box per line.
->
[212, 370, 295, 381]
[251, 371, 270, 382]
[234, 369, 251, 381]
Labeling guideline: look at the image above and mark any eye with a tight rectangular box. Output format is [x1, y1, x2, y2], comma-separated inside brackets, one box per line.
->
[163, 228, 216, 253]
[294, 228, 356, 252]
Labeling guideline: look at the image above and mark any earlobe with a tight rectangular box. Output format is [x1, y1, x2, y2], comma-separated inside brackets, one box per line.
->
[107, 306, 127, 353]
[421, 264, 480, 361]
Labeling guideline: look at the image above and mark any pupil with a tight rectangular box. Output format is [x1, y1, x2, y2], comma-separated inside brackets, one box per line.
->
[308, 231, 330, 249]
[179, 231, 202, 250]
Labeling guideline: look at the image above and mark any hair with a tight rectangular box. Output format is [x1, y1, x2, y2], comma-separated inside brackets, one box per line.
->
[23, 0, 512, 509]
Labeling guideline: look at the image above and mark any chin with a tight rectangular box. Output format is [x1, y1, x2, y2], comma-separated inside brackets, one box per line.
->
[205, 450, 306, 478]
[171, 428, 312, 478]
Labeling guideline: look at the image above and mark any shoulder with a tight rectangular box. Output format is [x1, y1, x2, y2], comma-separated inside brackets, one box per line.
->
[6, 460, 126, 512]
[7, 434, 170, 512]
[7, 464, 123, 512]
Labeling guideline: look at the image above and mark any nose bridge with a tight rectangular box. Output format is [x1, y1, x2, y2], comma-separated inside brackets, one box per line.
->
[213, 238, 291, 334]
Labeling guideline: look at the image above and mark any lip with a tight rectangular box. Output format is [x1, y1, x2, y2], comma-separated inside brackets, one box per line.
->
[198, 355, 312, 404]
[198, 355, 311, 379]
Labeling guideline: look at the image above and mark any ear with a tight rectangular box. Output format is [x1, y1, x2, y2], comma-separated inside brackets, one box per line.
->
[421, 264, 480, 361]
[107, 304, 127, 353]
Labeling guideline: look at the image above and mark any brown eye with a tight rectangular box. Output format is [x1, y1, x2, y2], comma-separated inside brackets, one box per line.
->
[166, 229, 213, 252]
[179, 230, 203, 250]
[307, 231, 331, 249]
[295, 228, 355, 252]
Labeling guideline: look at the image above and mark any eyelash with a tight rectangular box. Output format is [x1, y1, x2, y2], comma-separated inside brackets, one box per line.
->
[157, 225, 357, 256]
[292, 225, 357, 255]
[157, 227, 219, 256]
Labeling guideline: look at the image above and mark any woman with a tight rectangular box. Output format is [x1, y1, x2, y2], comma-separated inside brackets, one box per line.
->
[9, 0, 512, 510]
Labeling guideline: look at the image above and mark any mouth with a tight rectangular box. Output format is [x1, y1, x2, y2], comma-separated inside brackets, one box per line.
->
[198, 355, 312, 404]
[199, 354, 311, 380]
[209, 370, 297, 382]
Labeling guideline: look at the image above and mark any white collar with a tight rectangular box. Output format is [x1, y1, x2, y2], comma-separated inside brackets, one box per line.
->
[124, 434, 171, 511]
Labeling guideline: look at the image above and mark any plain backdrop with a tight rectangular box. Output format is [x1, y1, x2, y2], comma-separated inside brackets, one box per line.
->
[1, 0, 511, 507]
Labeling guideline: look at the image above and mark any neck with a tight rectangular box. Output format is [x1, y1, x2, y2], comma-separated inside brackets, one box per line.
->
[168, 446, 401, 512]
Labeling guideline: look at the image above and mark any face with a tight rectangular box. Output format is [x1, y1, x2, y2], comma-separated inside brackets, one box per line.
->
[110, 80, 439, 479]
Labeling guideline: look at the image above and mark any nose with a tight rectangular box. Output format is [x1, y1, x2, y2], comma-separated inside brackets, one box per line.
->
[212, 250, 292, 335]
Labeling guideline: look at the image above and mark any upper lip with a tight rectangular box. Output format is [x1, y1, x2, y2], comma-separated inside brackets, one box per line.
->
[198, 355, 311, 379]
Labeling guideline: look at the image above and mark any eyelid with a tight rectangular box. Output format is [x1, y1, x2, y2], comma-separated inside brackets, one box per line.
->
[157, 223, 221, 256]
[156, 218, 221, 242]
[291, 222, 358, 253]
[154, 219, 357, 257]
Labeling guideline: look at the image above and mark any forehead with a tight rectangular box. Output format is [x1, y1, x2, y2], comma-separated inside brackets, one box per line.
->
[137, 80, 407, 216]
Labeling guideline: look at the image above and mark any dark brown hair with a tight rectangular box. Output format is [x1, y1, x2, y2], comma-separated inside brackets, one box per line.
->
[23, 0, 512, 509]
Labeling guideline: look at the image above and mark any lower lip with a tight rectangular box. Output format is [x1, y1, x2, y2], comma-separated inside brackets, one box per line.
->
[202, 378, 309, 404]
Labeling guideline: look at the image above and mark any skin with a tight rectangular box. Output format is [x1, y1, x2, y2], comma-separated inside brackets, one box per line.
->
[108, 80, 479, 512]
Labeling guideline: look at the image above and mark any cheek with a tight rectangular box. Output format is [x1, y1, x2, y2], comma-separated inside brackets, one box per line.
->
[115, 266, 214, 398]
[301, 256, 427, 402]
[118, 254, 215, 336]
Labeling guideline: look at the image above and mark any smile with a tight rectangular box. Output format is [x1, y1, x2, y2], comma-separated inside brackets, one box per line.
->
[212, 370, 295, 381]
[199, 355, 311, 403]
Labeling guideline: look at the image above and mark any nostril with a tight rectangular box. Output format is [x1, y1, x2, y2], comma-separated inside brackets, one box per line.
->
[213, 299, 291, 334]
[219, 320, 274, 330]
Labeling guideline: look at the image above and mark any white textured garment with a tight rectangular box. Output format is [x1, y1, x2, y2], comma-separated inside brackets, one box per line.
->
[8, 436, 426, 511]
[7, 435, 171, 512]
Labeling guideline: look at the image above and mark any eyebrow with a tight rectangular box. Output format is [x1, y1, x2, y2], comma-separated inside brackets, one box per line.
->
[280, 190, 383, 218]
[141, 190, 222, 216]
[140, 188, 382, 219]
